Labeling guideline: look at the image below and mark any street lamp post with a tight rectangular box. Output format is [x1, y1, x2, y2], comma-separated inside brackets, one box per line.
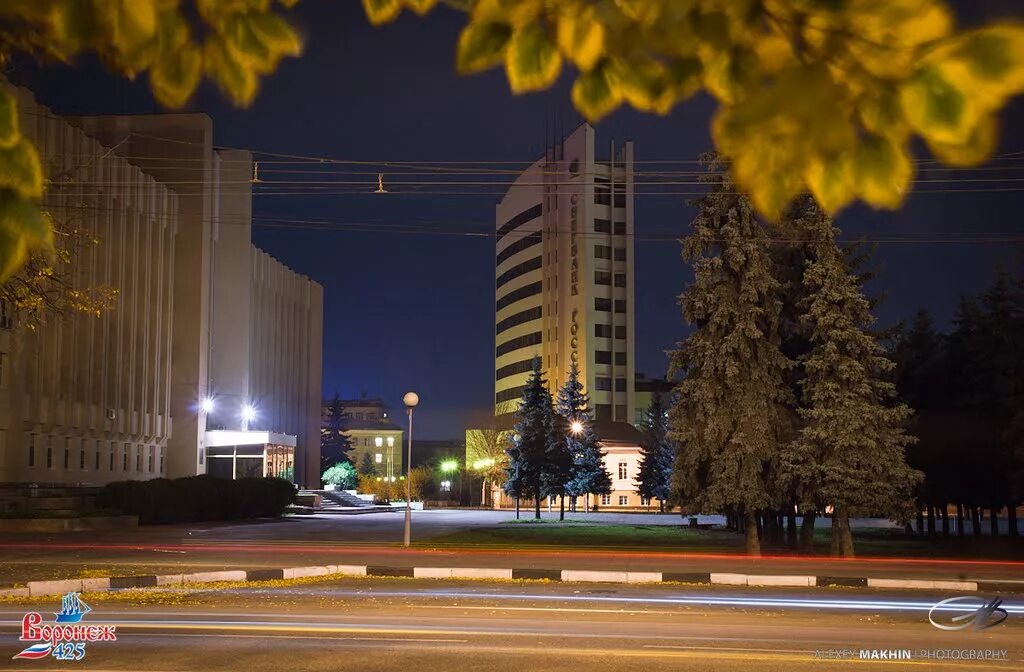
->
[402, 391, 419, 547]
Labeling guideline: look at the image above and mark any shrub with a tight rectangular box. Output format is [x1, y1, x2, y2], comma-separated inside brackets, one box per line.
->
[322, 462, 357, 489]
[97, 476, 296, 524]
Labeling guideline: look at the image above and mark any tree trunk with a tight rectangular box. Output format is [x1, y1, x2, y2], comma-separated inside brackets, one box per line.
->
[971, 506, 981, 537]
[481, 479, 488, 508]
[744, 509, 761, 556]
[829, 511, 841, 556]
[940, 504, 950, 537]
[515, 496, 520, 519]
[990, 505, 999, 537]
[926, 504, 936, 537]
[957, 503, 965, 537]
[584, 494, 590, 513]
[800, 510, 816, 552]
[559, 495, 565, 521]
[534, 495, 541, 520]
[1008, 504, 1018, 537]
[787, 510, 798, 548]
[839, 509, 855, 557]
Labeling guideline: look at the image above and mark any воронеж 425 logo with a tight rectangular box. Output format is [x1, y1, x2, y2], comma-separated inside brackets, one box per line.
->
[13, 592, 117, 661]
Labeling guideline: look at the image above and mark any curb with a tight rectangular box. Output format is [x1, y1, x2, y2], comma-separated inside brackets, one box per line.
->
[1, 566, 1008, 597]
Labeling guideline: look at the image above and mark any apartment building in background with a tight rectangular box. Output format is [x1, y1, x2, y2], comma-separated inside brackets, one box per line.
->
[322, 398, 404, 479]
[493, 124, 635, 423]
[0, 84, 324, 488]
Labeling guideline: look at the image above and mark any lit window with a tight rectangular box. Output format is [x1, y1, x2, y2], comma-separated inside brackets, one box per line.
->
[600, 494, 611, 506]
[375, 453, 383, 463]
[619, 495, 629, 506]
[618, 461, 628, 480]
[641, 496, 650, 506]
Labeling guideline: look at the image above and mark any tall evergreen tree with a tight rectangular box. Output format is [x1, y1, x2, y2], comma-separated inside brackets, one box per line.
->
[357, 451, 378, 477]
[635, 393, 675, 512]
[320, 393, 353, 470]
[556, 362, 611, 514]
[782, 201, 921, 557]
[506, 358, 558, 519]
[668, 158, 793, 556]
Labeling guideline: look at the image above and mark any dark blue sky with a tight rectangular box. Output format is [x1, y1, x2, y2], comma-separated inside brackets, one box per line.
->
[12, 1, 1023, 438]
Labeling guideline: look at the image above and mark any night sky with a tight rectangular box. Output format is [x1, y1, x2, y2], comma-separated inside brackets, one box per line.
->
[10, 1, 1023, 438]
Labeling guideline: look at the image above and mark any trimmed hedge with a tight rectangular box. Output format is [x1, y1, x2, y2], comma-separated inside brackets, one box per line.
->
[97, 476, 296, 524]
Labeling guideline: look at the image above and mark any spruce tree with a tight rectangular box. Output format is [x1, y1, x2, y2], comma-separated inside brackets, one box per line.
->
[320, 393, 353, 470]
[506, 358, 557, 519]
[668, 157, 793, 555]
[635, 393, 675, 512]
[783, 200, 921, 557]
[557, 363, 611, 514]
[358, 451, 378, 477]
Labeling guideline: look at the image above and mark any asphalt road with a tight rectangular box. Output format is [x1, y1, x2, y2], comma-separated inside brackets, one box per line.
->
[1, 579, 1021, 671]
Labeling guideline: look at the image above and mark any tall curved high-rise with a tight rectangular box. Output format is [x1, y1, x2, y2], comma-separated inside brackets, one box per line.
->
[494, 124, 635, 424]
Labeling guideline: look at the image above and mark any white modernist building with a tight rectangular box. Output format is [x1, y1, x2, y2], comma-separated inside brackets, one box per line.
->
[0, 85, 324, 488]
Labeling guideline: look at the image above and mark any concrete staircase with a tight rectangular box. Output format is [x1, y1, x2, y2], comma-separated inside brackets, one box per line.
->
[320, 489, 374, 508]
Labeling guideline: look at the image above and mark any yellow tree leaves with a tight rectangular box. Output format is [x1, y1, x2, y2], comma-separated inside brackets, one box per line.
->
[0, 86, 48, 284]
[0, 0, 305, 281]
[364, 0, 1024, 221]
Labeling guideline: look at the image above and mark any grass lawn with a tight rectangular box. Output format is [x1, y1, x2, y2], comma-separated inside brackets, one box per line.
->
[424, 519, 1024, 559]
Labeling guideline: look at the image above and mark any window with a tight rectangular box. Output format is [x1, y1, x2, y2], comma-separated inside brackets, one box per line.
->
[0, 353, 7, 389]
[148, 447, 154, 473]
[594, 297, 611, 312]
[496, 306, 542, 336]
[619, 495, 629, 506]
[618, 462, 628, 480]
[615, 378, 627, 391]
[496, 385, 527, 404]
[595, 377, 612, 391]
[27, 434, 34, 467]
[596, 350, 612, 364]
[123, 444, 129, 471]
[497, 204, 542, 242]
[615, 325, 627, 339]
[496, 331, 542, 358]
[614, 221, 626, 235]
[594, 270, 611, 285]
[614, 299, 627, 313]
[95, 443, 101, 470]
[0, 300, 11, 329]
[594, 245, 611, 259]
[496, 358, 534, 381]
[614, 247, 626, 261]
[497, 230, 542, 266]
[615, 352, 627, 366]
[109, 445, 115, 471]
[600, 494, 611, 506]
[496, 256, 542, 290]
[595, 324, 611, 338]
[64, 439, 70, 469]
[46, 440, 53, 469]
[136, 446, 142, 472]
[595, 404, 611, 421]
[79, 446, 86, 470]
[594, 218, 611, 233]
[375, 453, 383, 463]
[641, 496, 651, 506]
[616, 404, 628, 420]
[614, 273, 627, 288]
[159, 448, 165, 474]
[496, 281, 542, 312]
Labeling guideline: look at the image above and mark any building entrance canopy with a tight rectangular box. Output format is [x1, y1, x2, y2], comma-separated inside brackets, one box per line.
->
[204, 430, 296, 482]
